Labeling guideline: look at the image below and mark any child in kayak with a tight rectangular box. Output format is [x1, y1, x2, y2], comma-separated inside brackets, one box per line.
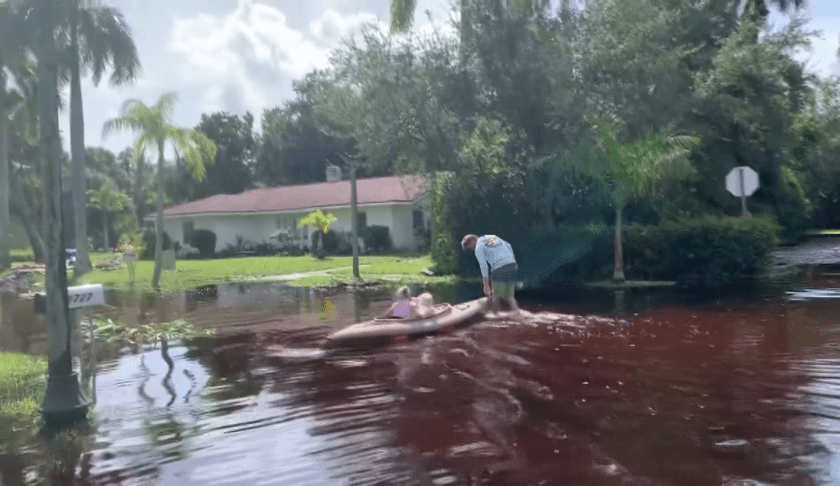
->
[382, 286, 435, 319]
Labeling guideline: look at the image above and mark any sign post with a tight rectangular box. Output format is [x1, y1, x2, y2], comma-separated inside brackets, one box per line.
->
[36, 283, 106, 423]
[725, 166, 759, 217]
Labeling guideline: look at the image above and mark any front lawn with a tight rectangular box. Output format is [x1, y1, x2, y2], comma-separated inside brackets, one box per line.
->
[74, 253, 448, 292]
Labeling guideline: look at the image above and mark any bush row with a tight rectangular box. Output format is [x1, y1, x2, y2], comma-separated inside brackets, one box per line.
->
[138, 225, 395, 261]
[434, 215, 781, 290]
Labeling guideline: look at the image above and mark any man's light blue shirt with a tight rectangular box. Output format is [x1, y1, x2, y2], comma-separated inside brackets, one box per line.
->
[474, 235, 516, 280]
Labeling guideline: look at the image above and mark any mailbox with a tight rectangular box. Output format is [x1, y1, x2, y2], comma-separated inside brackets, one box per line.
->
[67, 284, 106, 310]
[34, 284, 106, 313]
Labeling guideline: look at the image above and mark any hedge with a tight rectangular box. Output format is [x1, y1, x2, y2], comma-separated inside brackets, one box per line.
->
[362, 226, 392, 254]
[190, 229, 217, 258]
[140, 230, 172, 260]
[623, 215, 781, 289]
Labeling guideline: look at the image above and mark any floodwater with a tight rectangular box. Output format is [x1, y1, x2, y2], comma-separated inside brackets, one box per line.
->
[1, 275, 840, 485]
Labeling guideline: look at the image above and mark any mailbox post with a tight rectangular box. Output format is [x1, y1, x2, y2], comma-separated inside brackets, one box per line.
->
[37, 283, 104, 426]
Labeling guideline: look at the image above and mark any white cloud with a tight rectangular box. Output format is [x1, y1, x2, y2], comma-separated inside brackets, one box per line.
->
[167, 0, 385, 119]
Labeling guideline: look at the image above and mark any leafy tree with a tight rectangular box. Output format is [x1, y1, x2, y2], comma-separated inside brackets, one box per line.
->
[102, 92, 217, 289]
[60, 0, 140, 275]
[794, 79, 840, 227]
[191, 111, 256, 199]
[692, 17, 814, 237]
[86, 178, 128, 250]
[256, 77, 357, 187]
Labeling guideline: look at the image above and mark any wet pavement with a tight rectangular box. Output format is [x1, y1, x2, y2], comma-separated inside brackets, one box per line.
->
[2, 276, 840, 484]
[773, 236, 840, 267]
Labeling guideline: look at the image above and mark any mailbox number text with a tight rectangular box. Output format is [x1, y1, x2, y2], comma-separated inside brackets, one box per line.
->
[70, 293, 94, 304]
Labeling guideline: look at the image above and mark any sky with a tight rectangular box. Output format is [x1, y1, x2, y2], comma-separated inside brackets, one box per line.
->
[59, 0, 840, 159]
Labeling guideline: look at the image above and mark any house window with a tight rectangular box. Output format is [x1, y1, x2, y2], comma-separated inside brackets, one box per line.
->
[183, 221, 194, 245]
[413, 210, 424, 229]
[357, 211, 367, 229]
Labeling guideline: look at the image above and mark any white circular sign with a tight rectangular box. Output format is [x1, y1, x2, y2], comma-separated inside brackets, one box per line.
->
[726, 166, 759, 197]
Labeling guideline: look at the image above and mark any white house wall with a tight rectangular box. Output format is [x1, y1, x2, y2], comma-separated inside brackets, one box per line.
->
[390, 205, 417, 252]
[161, 203, 426, 253]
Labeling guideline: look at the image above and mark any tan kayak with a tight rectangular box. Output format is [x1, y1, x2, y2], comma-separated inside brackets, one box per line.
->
[324, 297, 490, 347]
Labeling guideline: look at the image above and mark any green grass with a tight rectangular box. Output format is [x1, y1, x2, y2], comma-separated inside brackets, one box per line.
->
[71, 252, 447, 293]
[0, 352, 46, 451]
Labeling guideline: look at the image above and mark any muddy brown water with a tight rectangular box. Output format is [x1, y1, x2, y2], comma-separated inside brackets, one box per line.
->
[1, 277, 840, 485]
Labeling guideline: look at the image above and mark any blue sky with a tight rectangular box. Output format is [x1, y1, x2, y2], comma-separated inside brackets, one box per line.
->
[60, 0, 840, 160]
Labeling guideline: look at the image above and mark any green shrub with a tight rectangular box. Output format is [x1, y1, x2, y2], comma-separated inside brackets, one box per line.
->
[362, 226, 392, 254]
[624, 215, 781, 289]
[140, 229, 172, 260]
[190, 229, 217, 258]
[310, 230, 340, 255]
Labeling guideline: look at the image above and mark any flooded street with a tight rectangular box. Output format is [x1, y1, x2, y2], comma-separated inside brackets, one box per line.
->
[2, 277, 840, 485]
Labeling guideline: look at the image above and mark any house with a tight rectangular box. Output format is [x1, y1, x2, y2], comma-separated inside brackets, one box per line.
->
[145, 167, 431, 254]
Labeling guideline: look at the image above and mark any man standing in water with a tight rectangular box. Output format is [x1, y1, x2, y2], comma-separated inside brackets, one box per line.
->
[461, 234, 520, 313]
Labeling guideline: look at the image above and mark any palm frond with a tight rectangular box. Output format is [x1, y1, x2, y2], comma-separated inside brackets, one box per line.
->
[167, 126, 216, 182]
[390, 0, 417, 34]
[155, 92, 178, 123]
[78, 5, 141, 86]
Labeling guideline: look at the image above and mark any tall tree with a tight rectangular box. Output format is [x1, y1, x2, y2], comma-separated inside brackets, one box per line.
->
[191, 111, 256, 199]
[61, 0, 140, 275]
[102, 92, 216, 289]
[390, 0, 551, 59]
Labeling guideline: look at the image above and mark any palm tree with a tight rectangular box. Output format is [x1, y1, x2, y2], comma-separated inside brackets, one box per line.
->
[61, 0, 141, 275]
[298, 209, 337, 258]
[102, 92, 216, 289]
[0, 2, 31, 271]
[557, 118, 699, 282]
[87, 179, 128, 250]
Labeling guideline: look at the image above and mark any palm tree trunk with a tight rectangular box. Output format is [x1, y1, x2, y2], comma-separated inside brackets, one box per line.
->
[37, 0, 74, 377]
[9, 171, 46, 262]
[429, 171, 436, 251]
[69, 2, 91, 275]
[350, 156, 360, 280]
[613, 205, 625, 282]
[135, 156, 144, 223]
[103, 210, 108, 251]
[152, 143, 164, 289]
[0, 78, 10, 271]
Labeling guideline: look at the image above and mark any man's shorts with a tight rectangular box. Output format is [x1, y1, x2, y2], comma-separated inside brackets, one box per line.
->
[491, 263, 517, 300]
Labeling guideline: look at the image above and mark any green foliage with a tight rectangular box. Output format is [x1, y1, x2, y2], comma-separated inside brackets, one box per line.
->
[623, 216, 781, 289]
[298, 209, 337, 234]
[361, 225, 392, 254]
[190, 229, 216, 258]
[432, 118, 535, 273]
[93, 318, 215, 347]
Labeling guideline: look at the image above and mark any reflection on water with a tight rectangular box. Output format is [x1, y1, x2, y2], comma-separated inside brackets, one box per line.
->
[2, 277, 840, 484]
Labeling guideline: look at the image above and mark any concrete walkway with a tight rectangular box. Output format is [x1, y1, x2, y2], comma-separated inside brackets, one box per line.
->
[245, 265, 372, 282]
